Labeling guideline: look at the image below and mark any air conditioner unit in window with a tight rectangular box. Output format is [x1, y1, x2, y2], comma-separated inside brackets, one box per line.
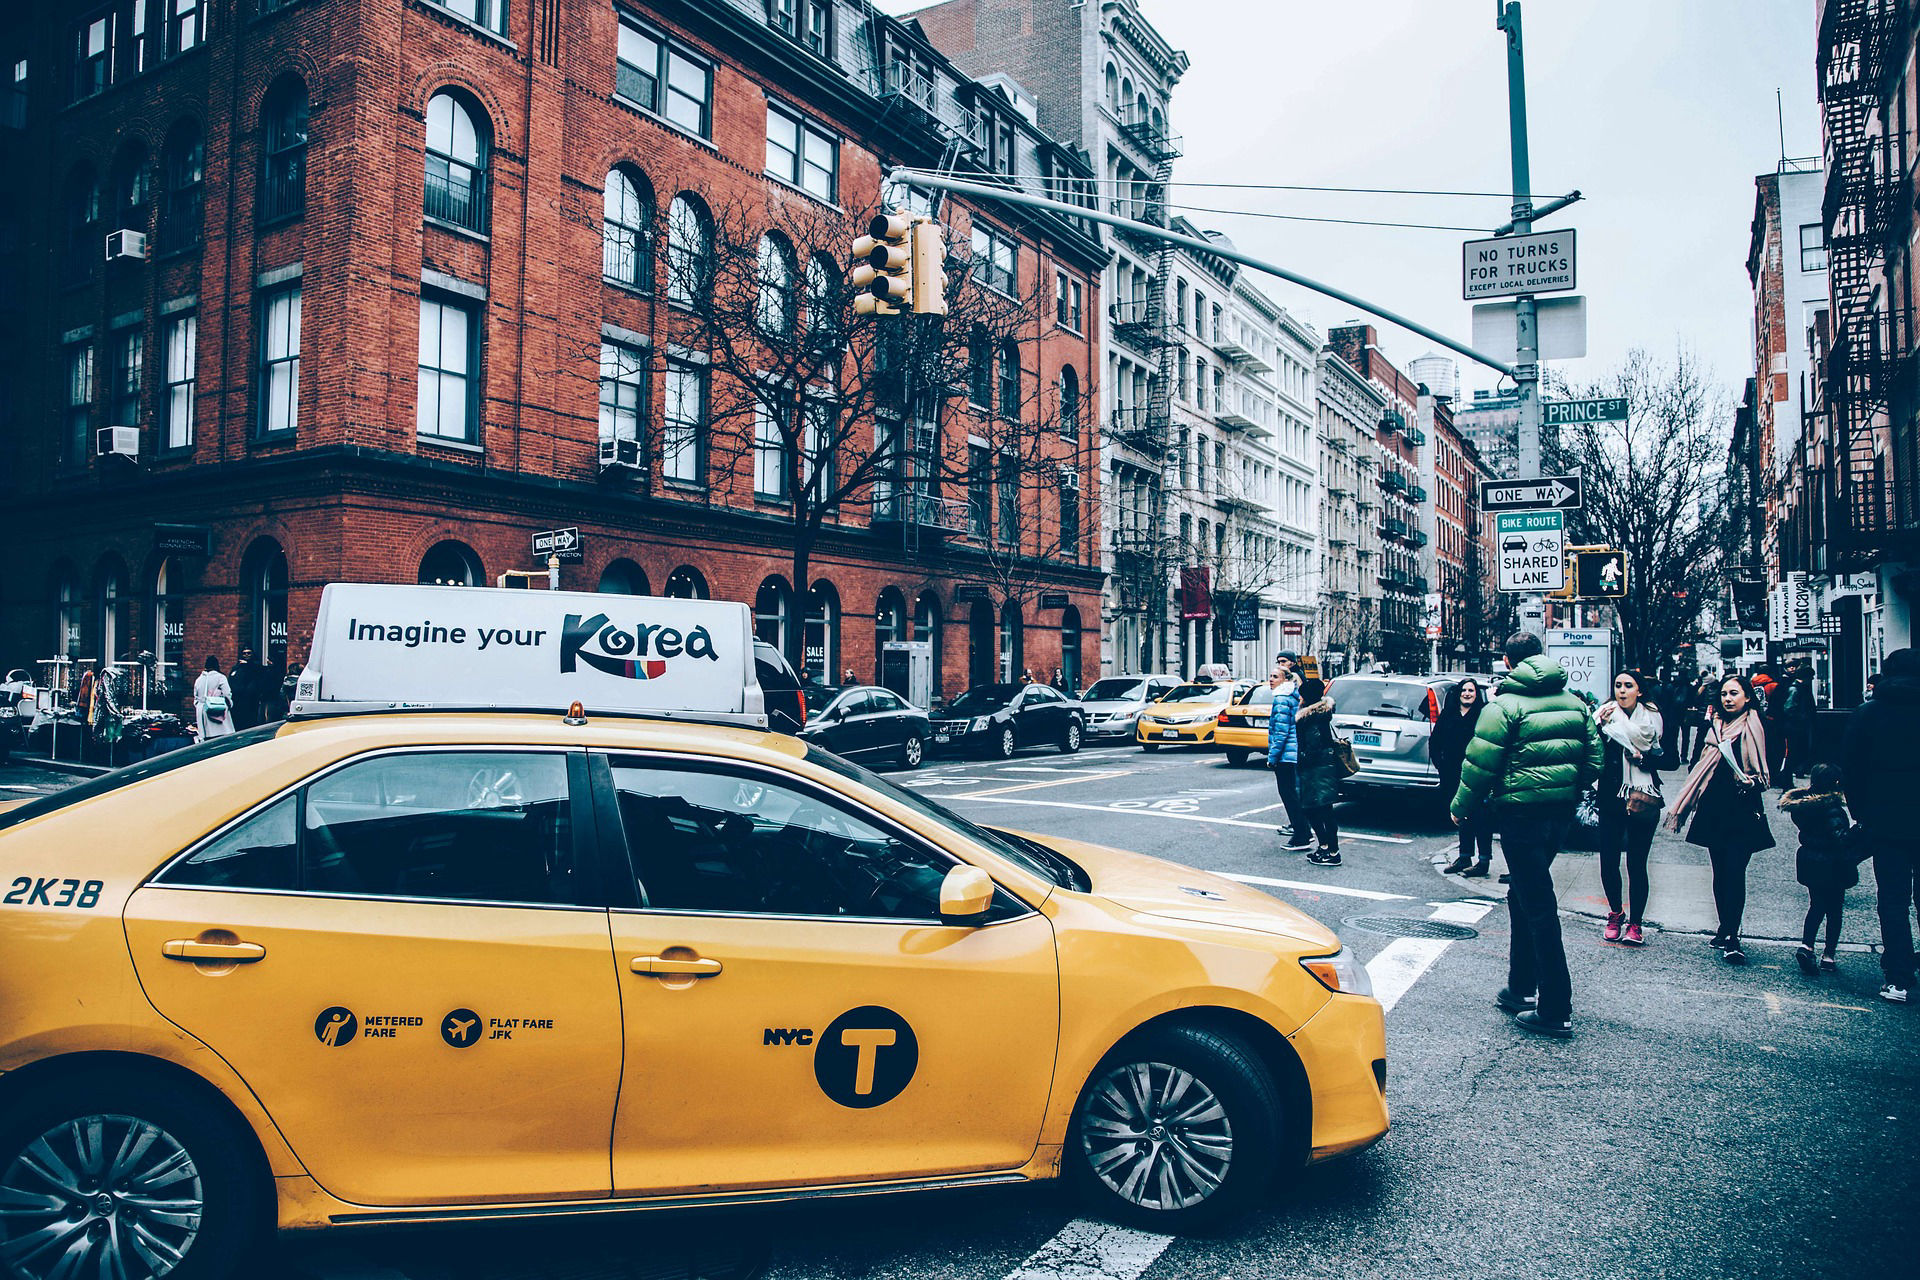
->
[95, 426, 139, 459]
[1056, 464, 1080, 489]
[104, 229, 149, 262]
[598, 437, 641, 470]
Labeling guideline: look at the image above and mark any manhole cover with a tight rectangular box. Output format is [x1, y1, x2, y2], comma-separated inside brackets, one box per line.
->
[1343, 914, 1480, 941]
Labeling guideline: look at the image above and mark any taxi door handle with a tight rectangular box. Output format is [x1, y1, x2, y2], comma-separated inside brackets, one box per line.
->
[162, 939, 267, 963]
[631, 955, 722, 978]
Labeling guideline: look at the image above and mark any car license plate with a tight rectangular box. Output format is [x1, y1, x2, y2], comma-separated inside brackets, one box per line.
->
[934, 732, 951, 744]
[1352, 730, 1386, 748]
[1160, 729, 1180, 739]
[1248, 715, 1268, 727]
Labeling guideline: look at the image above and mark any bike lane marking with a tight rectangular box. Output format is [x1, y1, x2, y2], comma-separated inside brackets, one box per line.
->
[1222, 872, 1410, 902]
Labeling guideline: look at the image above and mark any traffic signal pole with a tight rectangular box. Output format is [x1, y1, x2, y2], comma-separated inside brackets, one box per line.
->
[1498, 0, 1548, 635]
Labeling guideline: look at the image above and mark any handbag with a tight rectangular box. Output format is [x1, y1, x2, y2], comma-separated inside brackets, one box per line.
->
[1624, 786, 1662, 818]
[1330, 732, 1361, 778]
[204, 694, 228, 724]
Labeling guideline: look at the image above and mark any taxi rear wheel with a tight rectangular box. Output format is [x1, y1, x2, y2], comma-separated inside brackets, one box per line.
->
[0, 1074, 267, 1280]
[1224, 748, 1249, 767]
[1067, 1025, 1282, 1232]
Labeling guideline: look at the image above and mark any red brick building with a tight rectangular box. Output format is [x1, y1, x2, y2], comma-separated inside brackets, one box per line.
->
[0, 0, 1107, 704]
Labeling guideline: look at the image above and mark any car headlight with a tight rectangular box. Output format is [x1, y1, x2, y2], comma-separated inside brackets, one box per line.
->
[970, 716, 991, 732]
[1301, 948, 1373, 997]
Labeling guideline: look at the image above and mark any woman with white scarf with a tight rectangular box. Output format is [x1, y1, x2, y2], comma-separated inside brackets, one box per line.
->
[1595, 670, 1665, 946]
[1666, 673, 1774, 965]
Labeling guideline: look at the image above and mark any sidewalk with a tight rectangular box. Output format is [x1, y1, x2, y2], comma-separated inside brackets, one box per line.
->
[1442, 795, 1889, 950]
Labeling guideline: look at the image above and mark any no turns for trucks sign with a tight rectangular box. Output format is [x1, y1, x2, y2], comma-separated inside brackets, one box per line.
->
[1497, 510, 1566, 593]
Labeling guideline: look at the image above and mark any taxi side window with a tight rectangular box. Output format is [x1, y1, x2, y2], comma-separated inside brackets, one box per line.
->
[302, 752, 577, 905]
[164, 795, 299, 891]
[608, 764, 949, 920]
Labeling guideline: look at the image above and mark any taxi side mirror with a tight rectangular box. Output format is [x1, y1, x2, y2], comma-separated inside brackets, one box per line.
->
[938, 864, 995, 923]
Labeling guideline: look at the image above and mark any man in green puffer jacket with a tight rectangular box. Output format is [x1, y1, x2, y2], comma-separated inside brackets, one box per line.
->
[1451, 632, 1603, 1038]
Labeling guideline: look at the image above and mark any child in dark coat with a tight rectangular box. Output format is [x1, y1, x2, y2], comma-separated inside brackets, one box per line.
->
[1778, 763, 1859, 975]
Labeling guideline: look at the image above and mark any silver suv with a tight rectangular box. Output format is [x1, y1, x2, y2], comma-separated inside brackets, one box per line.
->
[1327, 674, 1457, 793]
[1078, 673, 1182, 740]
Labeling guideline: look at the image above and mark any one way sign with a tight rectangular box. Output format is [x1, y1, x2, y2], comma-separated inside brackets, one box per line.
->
[1480, 474, 1583, 512]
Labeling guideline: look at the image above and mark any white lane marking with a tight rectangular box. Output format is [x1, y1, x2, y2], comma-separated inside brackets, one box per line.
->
[0, 784, 56, 793]
[1365, 900, 1496, 1013]
[943, 793, 1412, 843]
[1223, 873, 1410, 902]
[960, 771, 1134, 798]
[1004, 1217, 1174, 1280]
[1231, 801, 1289, 817]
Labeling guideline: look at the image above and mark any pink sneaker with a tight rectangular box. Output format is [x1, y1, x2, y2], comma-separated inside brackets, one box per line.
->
[1622, 923, 1645, 946]
[1603, 910, 1624, 942]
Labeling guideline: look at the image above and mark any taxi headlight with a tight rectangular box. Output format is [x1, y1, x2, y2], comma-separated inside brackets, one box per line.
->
[970, 716, 991, 732]
[1301, 948, 1373, 997]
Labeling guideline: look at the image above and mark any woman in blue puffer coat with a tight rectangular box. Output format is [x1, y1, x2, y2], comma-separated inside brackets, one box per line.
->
[1265, 664, 1309, 850]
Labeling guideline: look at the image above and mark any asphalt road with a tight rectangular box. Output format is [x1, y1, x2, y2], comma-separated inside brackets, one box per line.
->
[4, 745, 1916, 1280]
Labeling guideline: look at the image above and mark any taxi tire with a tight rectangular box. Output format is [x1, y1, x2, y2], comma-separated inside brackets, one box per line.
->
[1067, 1024, 1282, 1233]
[1224, 748, 1249, 767]
[1140, 742, 1160, 752]
[0, 1071, 269, 1280]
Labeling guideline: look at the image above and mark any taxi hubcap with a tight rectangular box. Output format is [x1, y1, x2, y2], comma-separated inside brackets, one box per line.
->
[1081, 1061, 1233, 1211]
[0, 1114, 203, 1279]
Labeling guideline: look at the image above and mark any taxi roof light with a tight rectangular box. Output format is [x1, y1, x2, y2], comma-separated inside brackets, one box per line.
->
[564, 700, 587, 725]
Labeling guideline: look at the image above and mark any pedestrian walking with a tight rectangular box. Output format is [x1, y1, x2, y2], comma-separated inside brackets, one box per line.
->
[1683, 674, 1717, 764]
[1595, 670, 1665, 946]
[1779, 763, 1858, 977]
[228, 648, 262, 729]
[1666, 674, 1773, 966]
[1433, 678, 1494, 877]
[1294, 675, 1342, 866]
[1755, 669, 1789, 785]
[1265, 664, 1310, 851]
[1781, 667, 1816, 784]
[192, 655, 236, 740]
[1842, 646, 1920, 1003]
[1654, 668, 1685, 769]
[1451, 632, 1603, 1038]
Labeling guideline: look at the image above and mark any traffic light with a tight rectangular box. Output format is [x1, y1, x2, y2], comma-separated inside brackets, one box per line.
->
[910, 218, 948, 315]
[1574, 549, 1627, 600]
[852, 213, 914, 316]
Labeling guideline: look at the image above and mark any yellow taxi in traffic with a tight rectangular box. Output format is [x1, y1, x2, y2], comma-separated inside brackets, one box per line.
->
[0, 588, 1385, 1280]
[1215, 682, 1280, 767]
[1134, 680, 1249, 750]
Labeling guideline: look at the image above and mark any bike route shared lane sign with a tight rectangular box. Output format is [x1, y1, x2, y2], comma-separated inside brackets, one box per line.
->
[1496, 510, 1566, 593]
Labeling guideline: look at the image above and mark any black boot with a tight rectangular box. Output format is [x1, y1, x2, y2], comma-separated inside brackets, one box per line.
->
[1462, 859, 1491, 879]
[1444, 854, 1474, 875]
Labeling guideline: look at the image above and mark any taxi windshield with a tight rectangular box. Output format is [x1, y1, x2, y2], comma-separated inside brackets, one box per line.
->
[946, 684, 1021, 715]
[1159, 683, 1225, 703]
[802, 744, 1088, 891]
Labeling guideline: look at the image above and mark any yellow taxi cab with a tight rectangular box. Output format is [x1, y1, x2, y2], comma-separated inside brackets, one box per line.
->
[1134, 679, 1249, 751]
[0, 587, 1386, 1279]
[1215, 682, 1279, 767]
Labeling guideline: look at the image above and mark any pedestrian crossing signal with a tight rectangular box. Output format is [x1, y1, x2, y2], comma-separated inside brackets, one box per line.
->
[1574, 549, 1627, 599]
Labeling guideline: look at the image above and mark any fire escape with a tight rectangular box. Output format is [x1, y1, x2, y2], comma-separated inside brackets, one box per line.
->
[1818, 0, 1920, 570]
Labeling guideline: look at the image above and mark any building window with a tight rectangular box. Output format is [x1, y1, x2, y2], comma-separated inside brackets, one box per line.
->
[968, 325, 993, 407]
[998, 340, 1020, 418]
[167, 0, 207, 56]
[970, 224, 1016, 295]
[765, 102, 837, 202]
[418, 541, 482, 587]
[968, 444, 991, 538]
[754, 400, 788, 499]
[161, 121, 203, 251]
[616, 16, 711, 137]
[1059, 365, 1079, 439]
[65, 344, 94, 464]
[1800, 223, 1827, 273]
[423, 90, 489, 234]
[598, 340, 646, 454]
[260, 79, 309, 224]
[110, 329, 143, 428]
[805, 252, 840, 341]
[63, 166, 99, 287]
[767, 0, 831, 56]
[661, 359, 706, 485]
[666, 193, 712, 308]
[71, 10, 112, 101]
[429, 0, 508, 35]
[257, 285, 301, 436]
[997, 451, 1017, 545]
[756, 232, 797, 336]
[163, 314, 196, 449]
[800, 396, 834, 496]
[1053, 273, 1082, 331]
[1059, 476, 1079, 558]
[754, 577, 792, 650]
[418, 293, 480, 442]
[602, 165, 653, 288]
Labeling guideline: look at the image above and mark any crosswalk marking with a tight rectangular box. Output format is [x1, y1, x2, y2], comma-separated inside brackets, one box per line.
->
[1004, 1217, 1174, 1280]
[1222, 872, 1410, 901]
[1364, 900, 1496, 1013]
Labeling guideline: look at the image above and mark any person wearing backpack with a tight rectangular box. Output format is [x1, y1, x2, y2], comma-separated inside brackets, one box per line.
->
[1779, 763, 1859, 977]
[193, 654, 236, 740]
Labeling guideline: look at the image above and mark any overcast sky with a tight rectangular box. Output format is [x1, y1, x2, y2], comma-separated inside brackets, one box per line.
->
[885, 0, 1819, 405]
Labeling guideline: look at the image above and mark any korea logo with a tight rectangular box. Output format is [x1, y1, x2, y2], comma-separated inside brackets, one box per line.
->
[813, 1006, 918, 1109]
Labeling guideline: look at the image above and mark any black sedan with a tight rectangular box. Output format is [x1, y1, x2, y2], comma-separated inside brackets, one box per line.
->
[795, 684, 933, 769]
[928, 682, 1085, 758]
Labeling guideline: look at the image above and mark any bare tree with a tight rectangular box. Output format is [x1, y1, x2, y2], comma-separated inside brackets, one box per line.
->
[1545, 349, 1731, 670]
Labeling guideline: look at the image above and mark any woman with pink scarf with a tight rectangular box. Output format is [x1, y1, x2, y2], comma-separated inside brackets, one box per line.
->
[1666, 673, 1774, 965]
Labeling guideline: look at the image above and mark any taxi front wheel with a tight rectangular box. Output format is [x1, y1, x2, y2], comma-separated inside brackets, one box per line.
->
[0, 1072, 268, 1280]
[1067, 1024, 1283, 1232]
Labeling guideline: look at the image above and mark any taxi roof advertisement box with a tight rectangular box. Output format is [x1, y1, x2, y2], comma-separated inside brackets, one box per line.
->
[294, 584, 764, 721]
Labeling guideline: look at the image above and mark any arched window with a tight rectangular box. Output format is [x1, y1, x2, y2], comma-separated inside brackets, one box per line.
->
[96, 560, 129, 663]
[110, 145, 150, 229]
[244, 540, 290, 674]
[664, 565, 708, 599]
[1120, 77, 1134, 109]
[805, 252, 839, 340]
[998, 340, 1020, 418]
[1000, 602, 1023, 681]
[968, 325, 993, 407]
[597, 559, 649, 595]
[1104, 63, 1118, 108]
[152, 558, 185, 678]
[63, 165, 99, 286]
[754, 576, 793, 651]
[423, 90, 489, 233]
[602, 165, 653, 288]
[805, 582, 838, 682]
[667, 193, 713, 307]
[755, 232, 797, 337]
[162, 120, 204, 251]
[260, 78, 310, 223]
[418, 540, 482, 587]
[1058, 365, 1079, 440]
[1060, 605, 1082, 692]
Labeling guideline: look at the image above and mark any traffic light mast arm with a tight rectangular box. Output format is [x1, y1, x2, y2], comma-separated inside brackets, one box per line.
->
[883, 165, 1518, 378]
